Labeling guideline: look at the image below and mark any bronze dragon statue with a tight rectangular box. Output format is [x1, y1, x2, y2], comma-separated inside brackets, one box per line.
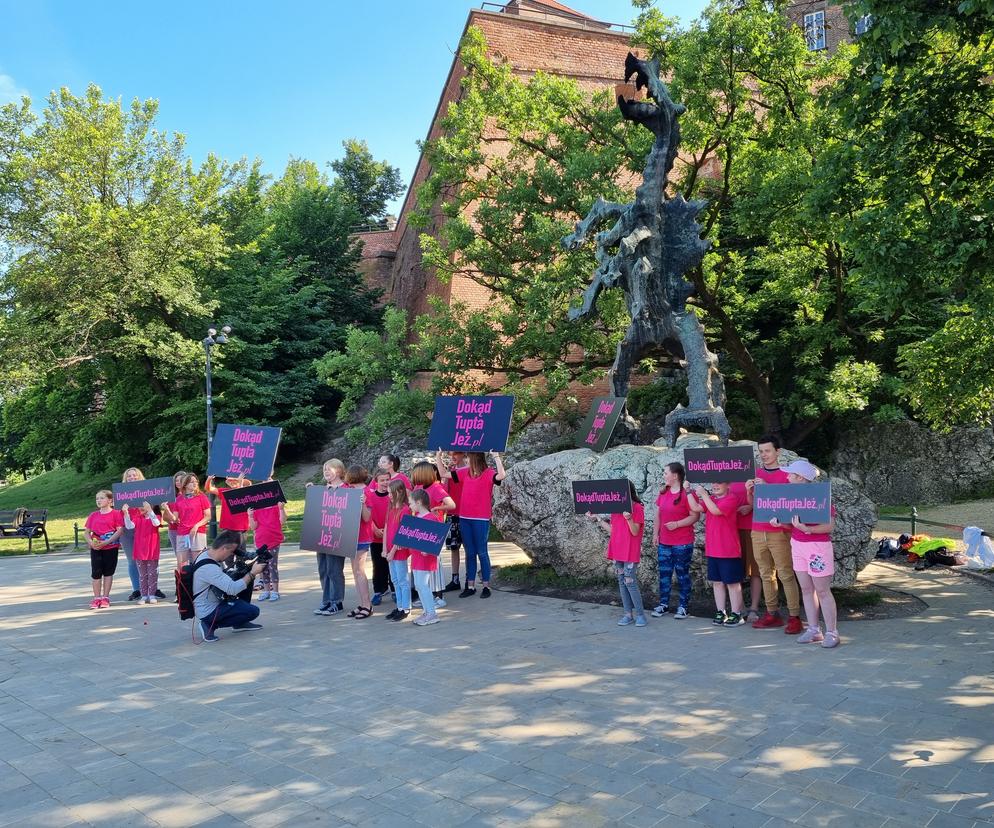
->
[564, 53, 731, 446]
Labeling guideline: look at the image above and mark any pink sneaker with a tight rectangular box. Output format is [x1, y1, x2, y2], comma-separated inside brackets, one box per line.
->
[98, 597, 110, 608]
[89, 598, 101, 610]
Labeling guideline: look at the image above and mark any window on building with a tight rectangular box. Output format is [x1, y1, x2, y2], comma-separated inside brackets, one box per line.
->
[854, 14, 873, 37]
[804, 11, 826, 51]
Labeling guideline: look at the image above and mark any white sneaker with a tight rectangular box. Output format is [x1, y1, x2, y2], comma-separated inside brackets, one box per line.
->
[434, 597, 447, 608]
[269, 591, 280, 601]
[650, 604, 668, 618]
[674, 606, 688, 619]
[413, 600, 422, 609]
[148, 596, 157, 604]
[259, 591, 270, 600]
[413, 613, 439, 626]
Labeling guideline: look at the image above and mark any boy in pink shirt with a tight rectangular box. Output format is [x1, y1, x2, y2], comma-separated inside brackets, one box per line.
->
[690, 481, 746, 627]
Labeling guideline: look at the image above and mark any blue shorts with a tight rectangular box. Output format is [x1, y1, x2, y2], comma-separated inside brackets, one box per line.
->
[707, 556, 744, 584]
[356, 542, 371, 553]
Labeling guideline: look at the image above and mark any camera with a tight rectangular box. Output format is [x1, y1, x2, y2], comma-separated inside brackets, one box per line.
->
[225, 544, 273, 581]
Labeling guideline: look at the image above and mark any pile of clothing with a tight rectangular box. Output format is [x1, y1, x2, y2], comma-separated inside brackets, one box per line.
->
[876, 528, 994, 571]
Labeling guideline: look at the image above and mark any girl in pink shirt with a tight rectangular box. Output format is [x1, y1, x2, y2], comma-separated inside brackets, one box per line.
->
[440, 450, 506, 600]
[346, 466, 374, 618]
[404, 488, 444, 626]
[378, 454, 412, 490]
[249, 486, 287, 601]
[367, 469, 393, 605]
[690, 482, 746, 626]
[411, 460, 456, 607]
[586, 481, 647, 627]
[123, 501, 162, 603]
[384, 480, 413, 621]
[651, 462, 699, 619]
[771, 459, 840, 649]
[84, 490, 124, 609]
[170, 474, 211, 568]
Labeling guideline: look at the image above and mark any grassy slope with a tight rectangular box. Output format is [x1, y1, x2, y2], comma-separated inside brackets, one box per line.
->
[0, 464, 316, 555]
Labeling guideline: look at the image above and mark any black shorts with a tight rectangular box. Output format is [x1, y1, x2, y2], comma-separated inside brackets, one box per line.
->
[90, 548, 120, 579]
[445, 514, 462, 551]
[707, 556, 744, 584]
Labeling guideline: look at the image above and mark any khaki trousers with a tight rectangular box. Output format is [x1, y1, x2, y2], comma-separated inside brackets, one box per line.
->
[750, 530, 800, 616]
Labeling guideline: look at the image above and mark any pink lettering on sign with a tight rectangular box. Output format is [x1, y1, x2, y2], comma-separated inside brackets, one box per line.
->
[396, 524, 444, 543]
[226, 427, 265, 475]
[685, 459, 750, 473]
[575, 491, 624, 505]
[755, 495, 823, 511]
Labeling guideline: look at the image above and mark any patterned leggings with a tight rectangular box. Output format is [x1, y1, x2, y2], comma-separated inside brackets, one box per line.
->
[136, 559, 159, 597]
[262, 547, 280, 591]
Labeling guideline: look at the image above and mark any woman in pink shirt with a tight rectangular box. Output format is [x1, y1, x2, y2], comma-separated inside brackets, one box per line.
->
[443, 451, 506, 600]
[586, 481, 647, 627]
[651, 462, 699, 619]
[690, 481, 746, 627]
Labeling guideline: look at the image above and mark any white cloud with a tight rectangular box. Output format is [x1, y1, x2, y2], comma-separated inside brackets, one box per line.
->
[0, 71, 29, 106]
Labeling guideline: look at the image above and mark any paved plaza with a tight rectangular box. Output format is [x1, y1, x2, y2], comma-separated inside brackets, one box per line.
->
[1, 545, 992, 827]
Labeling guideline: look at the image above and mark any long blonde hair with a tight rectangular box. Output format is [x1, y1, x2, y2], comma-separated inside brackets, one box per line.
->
[121, 467, 145, 483]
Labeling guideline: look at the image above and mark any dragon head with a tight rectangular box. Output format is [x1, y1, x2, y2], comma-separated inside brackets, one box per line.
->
[617, 52, 685, 136]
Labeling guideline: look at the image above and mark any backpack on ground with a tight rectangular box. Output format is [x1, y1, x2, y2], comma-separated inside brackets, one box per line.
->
[175, 558, 219, 620]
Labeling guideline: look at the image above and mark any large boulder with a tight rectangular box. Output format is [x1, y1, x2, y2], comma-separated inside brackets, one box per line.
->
[832, 419, 994, 505]
[493, 434, 877, 599]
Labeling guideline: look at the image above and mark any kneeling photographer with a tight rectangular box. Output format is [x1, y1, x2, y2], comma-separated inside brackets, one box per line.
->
[193, 530, 269, 642]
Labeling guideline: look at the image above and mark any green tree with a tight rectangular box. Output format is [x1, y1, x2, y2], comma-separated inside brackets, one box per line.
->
[0, 85, 226, 472]
[837, 0, 994, 427]
[330, 138, 404, 227]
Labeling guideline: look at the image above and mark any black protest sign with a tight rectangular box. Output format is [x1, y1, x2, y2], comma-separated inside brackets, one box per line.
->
[571, 479, 633, 515]
[752, 483, 832, 525]
[427, 395, 515, 452]
[684, 446, 755, 483]
[206, 423, 282, 480]
[576, 396, 626, 452]
[112, 477, 175, 509]
[299, 485, 362, 558]
[395, 515, 449, 556]
[220, 480, 287, 515]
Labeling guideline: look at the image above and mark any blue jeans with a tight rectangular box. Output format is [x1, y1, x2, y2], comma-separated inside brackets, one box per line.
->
[614, 561, 645, 616]
[413, 569, 436, 615]
[657, 543, 694, 609]
[390, 558, 411, 610]
[201, 599, 259, 630]
[462, 518, 491, 583]
[317, 553, 346, 604]
[120, 529, 140, 592]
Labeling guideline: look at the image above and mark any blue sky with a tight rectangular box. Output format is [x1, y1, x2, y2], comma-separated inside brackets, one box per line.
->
[1, 0, 709, 210]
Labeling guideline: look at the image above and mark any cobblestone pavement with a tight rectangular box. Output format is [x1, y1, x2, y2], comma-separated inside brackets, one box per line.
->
[1, 546, 992, 827]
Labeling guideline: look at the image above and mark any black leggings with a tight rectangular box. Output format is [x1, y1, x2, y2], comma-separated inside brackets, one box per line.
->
[370, 543, 392, 594]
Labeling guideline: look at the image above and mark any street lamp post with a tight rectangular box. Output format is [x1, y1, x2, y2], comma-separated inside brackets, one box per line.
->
[204, 325, 231, 541]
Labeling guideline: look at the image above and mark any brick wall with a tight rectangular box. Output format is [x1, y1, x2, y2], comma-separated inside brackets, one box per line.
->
[786, 1, 853, 54]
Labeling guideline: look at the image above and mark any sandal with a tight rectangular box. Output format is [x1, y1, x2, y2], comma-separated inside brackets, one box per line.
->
[352, 606, 372, 619]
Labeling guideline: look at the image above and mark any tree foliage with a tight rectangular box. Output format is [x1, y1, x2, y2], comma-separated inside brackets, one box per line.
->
[0, 85, 393, 473]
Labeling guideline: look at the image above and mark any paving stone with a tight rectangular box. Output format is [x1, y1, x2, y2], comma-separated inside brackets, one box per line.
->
[0, 551, 991, 828]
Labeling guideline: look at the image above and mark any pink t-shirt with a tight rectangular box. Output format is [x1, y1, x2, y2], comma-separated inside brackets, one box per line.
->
[705, 492, 742, 558]
[172, 493, 211, 536]
[131, 512, 162, 561]
[729, 482, 753, 530]
[409, 511, 442, 572]
[357, 488, 374, 545]
[751, 466, 790, 532]
[85, 509, 124, 549]
[415, 481, 450, 515]
[367, 490, 390, 540]
[391, 472, 412, 489]
[454, 468, 498, 520]
[252, 504, 284, 549]
[447, 464, 468, 509]
[385, 504, 411, 561]
[792, 504, 837, 543]
[606, 502, 645, 563]
[217, 487, 251, 532]
[656, 488, 695, 545]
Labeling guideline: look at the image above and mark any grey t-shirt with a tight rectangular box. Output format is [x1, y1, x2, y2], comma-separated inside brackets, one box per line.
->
[192, 552, 248, 619]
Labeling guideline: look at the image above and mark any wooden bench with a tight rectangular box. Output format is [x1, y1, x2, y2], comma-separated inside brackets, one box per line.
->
[0, 508, 50, 552]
